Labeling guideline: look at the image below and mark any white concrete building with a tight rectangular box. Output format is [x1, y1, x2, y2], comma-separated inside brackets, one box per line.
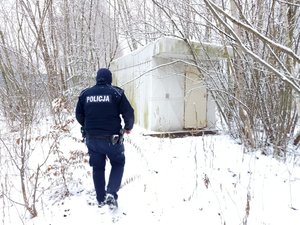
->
[111, 37, 231, 133]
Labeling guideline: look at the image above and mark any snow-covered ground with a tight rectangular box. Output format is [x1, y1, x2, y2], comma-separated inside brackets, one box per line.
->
[2, 123, 300, 225]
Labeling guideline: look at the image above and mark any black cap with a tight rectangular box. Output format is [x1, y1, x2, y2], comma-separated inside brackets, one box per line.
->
[96, 68, 112, 84]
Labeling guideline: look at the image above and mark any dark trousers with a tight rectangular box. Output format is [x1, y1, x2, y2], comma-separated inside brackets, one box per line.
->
[86, 137, 125, 203]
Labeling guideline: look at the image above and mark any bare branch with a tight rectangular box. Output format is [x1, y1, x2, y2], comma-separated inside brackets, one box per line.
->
[203, 0, 300, 93]
[206, 0, 300, 64]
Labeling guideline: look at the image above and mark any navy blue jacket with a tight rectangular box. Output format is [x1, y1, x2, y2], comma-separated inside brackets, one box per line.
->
[75, 69, 134, 136]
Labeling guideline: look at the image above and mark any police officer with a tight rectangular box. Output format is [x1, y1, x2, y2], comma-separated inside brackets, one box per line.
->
[75, 68, 134, 209]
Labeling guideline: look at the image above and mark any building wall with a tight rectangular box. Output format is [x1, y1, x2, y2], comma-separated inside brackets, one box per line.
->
[111, 42, 154, 130]
[150, 58, 185, 131]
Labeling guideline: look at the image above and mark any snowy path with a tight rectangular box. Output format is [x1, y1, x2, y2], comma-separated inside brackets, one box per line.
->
[25, 128, 300, 225]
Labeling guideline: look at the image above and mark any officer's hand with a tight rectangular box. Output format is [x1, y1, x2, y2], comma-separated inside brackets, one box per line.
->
[124, 130, 131, 134]
[80, 127, 86, 138]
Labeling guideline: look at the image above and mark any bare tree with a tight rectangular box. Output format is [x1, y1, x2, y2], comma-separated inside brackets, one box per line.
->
[0, 0, 119, 220]
[199, 0, 300, 156]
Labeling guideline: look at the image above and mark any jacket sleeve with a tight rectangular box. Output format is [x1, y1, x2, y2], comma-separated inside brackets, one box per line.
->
[75, 94, 85, 126]
[119, 93, 134, 130]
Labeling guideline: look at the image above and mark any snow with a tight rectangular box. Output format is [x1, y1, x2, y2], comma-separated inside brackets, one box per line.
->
[2, 123, 300, 225]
